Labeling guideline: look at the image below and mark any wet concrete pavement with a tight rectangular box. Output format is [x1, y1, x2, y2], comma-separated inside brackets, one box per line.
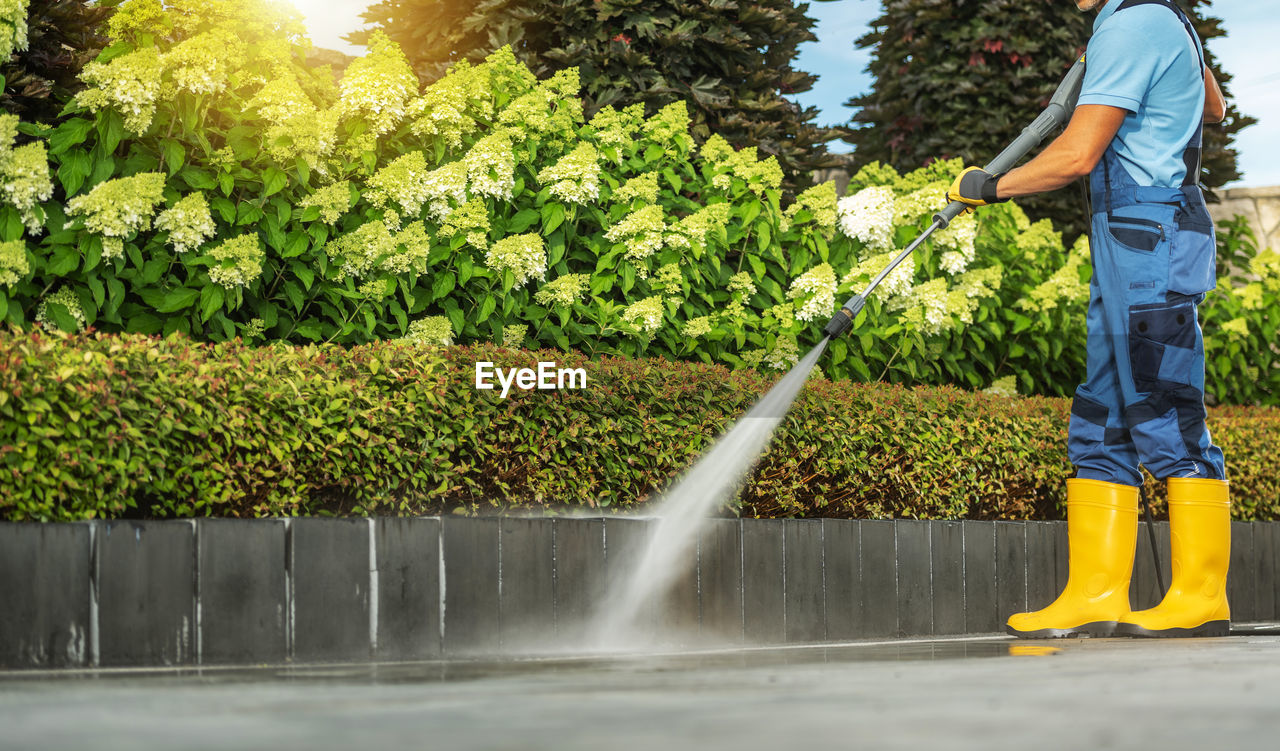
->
[2, 633, 1279, 751]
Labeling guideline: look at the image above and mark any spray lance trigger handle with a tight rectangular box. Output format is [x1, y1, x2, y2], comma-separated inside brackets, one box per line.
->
[932, 54, 1088, 229]
[823, 295, 865, 339]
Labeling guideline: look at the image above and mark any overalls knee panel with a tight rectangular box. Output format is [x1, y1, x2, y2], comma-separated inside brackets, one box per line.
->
[1065, 0, 1226, 485]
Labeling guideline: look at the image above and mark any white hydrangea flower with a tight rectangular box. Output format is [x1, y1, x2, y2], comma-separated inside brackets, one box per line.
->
[683, 315, 713, 338]
[671, 203, 730, 248]
[401, 315, 454, 346]
[0, 0, 29, 62]
[537, 143, 600, 205]
[842, 252, 914, 301]
[299, 181, 352, 225]
[837, 186, 896, 251]
[622, 295, 664, 333]
[604, 204, 666, 262]
[534, 274, 588, 308]
[367, 151, 431, 217]
[421, 160, 468, 221]
[154, 192, 216, 254]
[0, 238, 29, 288]
[337, 30, 419, 136]
[899, 278, 950, 335]
[894, 184, 947, 225]
[936, 212, 978, 274]
[588, 103, 644, 149]
[0, 134, 54, 234]
[162, 29, 245, 95]
[438, 197, 489, 250]
[327, 219, 398, 280]
[728, 271, 756, 296]
[66, 172, 166, 239]
[385, 221, 431, 276]
[764, 337, 800, 370]
[783, 182, 838, 233]
[75, 46, 164, 134]
[485, 233, 545, 288]
[406, 58, 489, 149]
[36, 286, 86, 333]
[787, 263, 837, 322]
[503, 323, 527, 347]
[463, 131, 516, 201]
[207, 233, 265, 289]
[613, 172, 659, 205]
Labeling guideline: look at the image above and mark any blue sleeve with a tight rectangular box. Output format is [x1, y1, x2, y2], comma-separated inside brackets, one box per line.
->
[1077, 22, 1161, 112]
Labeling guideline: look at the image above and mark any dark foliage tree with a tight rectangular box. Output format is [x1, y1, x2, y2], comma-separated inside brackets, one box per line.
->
[845, 0, 1255, 242]
[352, 0, 849, 192]
[1, 1, 119, 123]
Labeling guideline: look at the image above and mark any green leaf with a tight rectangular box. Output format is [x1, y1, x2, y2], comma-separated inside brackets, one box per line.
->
[126, 312, 164, 334]
[263, 167, 288, 197]
[621, 263, 635, 293]
[182, 168, 217, 190]
[290, 261, 315, 291]
[457, 253, 473, 284]
[211, 197, 236, 223]
[99, 110, 124, 154]
[48, 118, 93, 155]
[283, 280, 304, 313]
[200, 284, 224, 323]
[236, 204, 265, 226]
[87, 277, 105, 308]
[444, 300, 465, 336]
[431, 272, 456, 301]
[141, 257, 167, 285]
[509, 208, 539, 233]
[477, 295, 497, 323]
[756, 223, 772, 254]
[162, 141, 184, 176]
[542, 202, 565, 235]
[56, 150, 91, 195]
[46, 246, 80, 276]
[156, 286, 200, 313]
[45, 302, 78, 332]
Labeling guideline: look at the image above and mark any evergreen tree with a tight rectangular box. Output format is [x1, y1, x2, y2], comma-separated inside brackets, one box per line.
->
[353, 0, 848, 192]
[1, 1, 119, 123]
[846, 0, 1255, 241]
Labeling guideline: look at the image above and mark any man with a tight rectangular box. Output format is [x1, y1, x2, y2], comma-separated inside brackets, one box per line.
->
[946, 0, 1230, 638]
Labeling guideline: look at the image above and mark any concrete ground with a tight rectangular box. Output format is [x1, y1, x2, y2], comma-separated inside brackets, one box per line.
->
[2, 630, 1279, 751]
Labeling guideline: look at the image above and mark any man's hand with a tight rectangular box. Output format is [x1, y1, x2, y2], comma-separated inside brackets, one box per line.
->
[946, 167, 1008, 207]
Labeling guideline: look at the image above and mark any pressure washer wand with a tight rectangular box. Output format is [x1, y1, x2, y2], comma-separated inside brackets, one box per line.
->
[822, 54, 1087, 340]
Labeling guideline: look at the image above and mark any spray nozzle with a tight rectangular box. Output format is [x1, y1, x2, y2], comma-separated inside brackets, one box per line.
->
[823, 295, 865, 339]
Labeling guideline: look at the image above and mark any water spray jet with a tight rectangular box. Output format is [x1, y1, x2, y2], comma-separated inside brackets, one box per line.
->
[594, 54, 1090, 649]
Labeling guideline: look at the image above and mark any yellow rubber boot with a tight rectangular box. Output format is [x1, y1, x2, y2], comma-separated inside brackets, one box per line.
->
[1007, 478, 1138, 638]
[1117, 478, 1231, 638]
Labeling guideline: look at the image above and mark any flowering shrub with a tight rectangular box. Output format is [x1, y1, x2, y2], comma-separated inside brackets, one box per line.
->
[0, 0, 1274, 403]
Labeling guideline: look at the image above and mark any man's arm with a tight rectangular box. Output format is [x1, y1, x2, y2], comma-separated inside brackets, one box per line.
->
[1204, 67, 1225, 123]
[994, 104, 1128, 199]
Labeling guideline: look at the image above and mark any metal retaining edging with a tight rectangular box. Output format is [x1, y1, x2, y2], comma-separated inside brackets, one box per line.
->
[1, 517, 1276, 669]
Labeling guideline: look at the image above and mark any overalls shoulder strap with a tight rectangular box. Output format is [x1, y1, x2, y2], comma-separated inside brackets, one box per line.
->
[1114, 0, 1205, 187]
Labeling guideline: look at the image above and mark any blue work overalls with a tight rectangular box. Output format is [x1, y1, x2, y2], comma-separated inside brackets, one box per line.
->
[1066, 0, 1227, 487]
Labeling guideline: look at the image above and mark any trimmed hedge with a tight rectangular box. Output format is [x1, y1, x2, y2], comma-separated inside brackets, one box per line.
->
[2, 327, 1278, 522]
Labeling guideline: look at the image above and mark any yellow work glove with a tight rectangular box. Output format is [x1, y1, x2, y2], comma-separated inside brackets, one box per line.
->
[946, 166, 1008, 207]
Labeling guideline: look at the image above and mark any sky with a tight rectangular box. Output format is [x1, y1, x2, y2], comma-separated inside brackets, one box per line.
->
[288, 0, 1278, 189]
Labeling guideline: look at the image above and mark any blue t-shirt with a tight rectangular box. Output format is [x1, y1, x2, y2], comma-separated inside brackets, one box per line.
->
[1077, 1, 1205, 187]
